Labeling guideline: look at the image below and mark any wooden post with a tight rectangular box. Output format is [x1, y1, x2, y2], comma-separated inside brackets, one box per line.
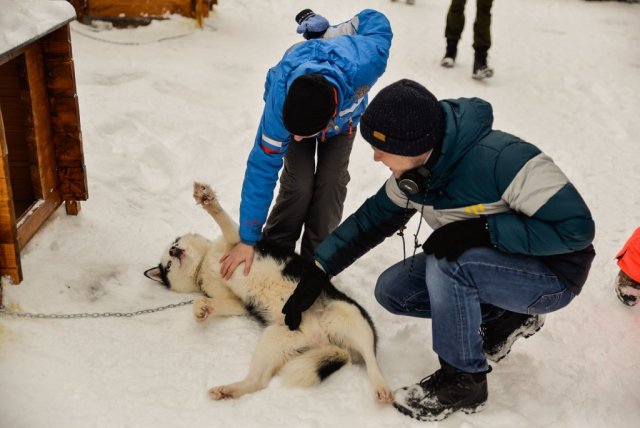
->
[65, 200, 81, 215]
[195, 0, 204, 28]
[0, 108, 22, 284]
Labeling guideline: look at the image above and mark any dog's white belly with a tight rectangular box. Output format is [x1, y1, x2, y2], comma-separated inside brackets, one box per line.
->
[225, 255, 296, 320]
[300, 308, 331, 347]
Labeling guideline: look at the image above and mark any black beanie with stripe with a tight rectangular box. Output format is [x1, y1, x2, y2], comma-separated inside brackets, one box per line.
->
[360, 79, 444, 156]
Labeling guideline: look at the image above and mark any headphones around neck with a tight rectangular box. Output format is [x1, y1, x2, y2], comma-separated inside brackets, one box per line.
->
[397, 165, 431, 195]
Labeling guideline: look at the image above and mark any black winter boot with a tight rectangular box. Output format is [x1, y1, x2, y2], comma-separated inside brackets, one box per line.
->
[440, 39, 458, 68]
[481, 310, 545, 362]
[472, 48, 494, 80]
[393, 358, 490, 422]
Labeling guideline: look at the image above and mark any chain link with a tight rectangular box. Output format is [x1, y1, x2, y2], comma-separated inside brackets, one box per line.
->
[0, 300, 193, 320]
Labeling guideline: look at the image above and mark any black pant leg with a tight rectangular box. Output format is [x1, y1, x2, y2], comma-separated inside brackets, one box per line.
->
[300, 131, 355, 259]
[262, 137, 316, 252]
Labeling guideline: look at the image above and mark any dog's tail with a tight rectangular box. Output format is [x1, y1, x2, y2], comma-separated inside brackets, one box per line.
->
[280, 345, 350, 387]
[194, 182, 240, 246]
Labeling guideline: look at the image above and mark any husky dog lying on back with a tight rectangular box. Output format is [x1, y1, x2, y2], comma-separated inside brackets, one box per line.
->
[144, 183, 393, 403]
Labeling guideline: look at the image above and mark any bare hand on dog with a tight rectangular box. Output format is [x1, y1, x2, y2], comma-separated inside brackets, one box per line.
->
[220, 242, 254, 279]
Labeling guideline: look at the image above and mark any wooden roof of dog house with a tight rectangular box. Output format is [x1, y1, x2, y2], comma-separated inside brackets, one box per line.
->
[0, 1, 77, 59]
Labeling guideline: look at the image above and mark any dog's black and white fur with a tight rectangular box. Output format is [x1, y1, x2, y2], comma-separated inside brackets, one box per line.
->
[145, 183, 393, 402]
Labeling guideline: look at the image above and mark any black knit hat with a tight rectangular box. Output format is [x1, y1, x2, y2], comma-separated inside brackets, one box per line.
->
[283, 74, 336, 136]
[295, 9, 315, 24]
[360, 79, 444, 156]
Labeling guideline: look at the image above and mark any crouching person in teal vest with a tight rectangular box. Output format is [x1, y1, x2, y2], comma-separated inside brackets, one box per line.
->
[282, 79, 596, 421]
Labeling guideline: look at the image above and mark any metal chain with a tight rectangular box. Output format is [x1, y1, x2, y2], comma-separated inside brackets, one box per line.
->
[0, 299, 193, 320]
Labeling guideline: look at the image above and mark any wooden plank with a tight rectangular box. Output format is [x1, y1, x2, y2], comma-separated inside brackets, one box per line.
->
[40, 24, 72, 57]
[0, 46, 26, 68]
[41, 41, 72, 63]
[42, 25, 88, 206]
[0, 197, 17, 242]
[0, 176, 9, 202]
[58, 166, 88, 200]
[24, 43, 56, 198]
[73, 0, 217, 23]
[0, 243, 18, 267]
[86, 0, 191, 18]
[0, 107, 7, 167]
[44, 25, 71, 43]
[50, 96, 80, 133]
[53, 132, 84, 167]
[0, 247, 21, 283]
[0, 109, 22, 283]
[45, 61, 75, 91]
[16, 192, 62, 250]
[42, 26, 74, 63]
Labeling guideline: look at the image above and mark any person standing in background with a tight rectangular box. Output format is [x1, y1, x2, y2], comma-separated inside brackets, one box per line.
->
[391, 0, 416, 5]
[441, 0, 494, 80]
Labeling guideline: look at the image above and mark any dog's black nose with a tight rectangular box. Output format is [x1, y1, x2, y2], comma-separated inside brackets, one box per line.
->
[169, 246, 184, 258]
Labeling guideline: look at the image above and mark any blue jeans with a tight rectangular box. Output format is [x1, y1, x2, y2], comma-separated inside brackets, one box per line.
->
[374, 247, 575, 373]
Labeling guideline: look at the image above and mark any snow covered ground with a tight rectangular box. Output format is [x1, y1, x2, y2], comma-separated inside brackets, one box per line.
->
[1, 0, 639, 427]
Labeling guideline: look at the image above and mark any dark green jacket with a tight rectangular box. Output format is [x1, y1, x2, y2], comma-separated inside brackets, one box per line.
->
[315, 97, 595, 294]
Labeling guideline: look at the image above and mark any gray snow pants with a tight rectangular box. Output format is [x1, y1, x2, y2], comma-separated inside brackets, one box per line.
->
[445, 0, 493, 50]
[262, 130, 355, 259]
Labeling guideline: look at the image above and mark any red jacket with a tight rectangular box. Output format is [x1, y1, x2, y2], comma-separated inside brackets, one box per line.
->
[617, 227, 640, 282]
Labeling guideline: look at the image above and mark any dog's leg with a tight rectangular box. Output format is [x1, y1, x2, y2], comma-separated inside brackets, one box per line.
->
[322, 301, 394, 403]
[208, 324, 307, 400]
[193, 182, 240, 246]
[193, 296, 247, 322]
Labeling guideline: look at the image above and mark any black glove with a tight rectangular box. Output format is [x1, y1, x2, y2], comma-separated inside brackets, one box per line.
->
[295, 9, 329, 40]
[282, 263, 327, 330]
[422, 217, 491, 261]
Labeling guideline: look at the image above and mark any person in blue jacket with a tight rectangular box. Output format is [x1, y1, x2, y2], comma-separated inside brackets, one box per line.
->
[220, 9, 393, 279]
[282, 79, 596, 421]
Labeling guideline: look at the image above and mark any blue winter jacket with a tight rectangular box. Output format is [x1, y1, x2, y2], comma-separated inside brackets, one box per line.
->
[239, 9, 393, 245]
[315, 98, 596, 294]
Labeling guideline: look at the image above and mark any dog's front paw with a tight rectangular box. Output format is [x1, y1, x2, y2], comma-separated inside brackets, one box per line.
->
[209, 385, 237, 400]
[193, 182, 216, 206]
[193, 296, 212, 322]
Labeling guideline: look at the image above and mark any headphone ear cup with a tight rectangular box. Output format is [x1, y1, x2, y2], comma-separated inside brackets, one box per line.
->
[397, 166, 430, 195]
[398, 170, 422, 195]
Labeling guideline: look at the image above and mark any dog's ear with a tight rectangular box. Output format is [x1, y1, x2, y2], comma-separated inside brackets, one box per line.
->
[144, 266, 164, 283]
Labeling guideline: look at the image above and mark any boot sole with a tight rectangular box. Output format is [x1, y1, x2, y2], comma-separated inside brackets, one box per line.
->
[616, 284, 639, 306]
[394, 400, 487, 422]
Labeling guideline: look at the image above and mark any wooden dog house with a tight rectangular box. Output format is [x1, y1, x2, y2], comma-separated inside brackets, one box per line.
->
[0, 2, 87, 285]
[69, 0, 218, 27]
